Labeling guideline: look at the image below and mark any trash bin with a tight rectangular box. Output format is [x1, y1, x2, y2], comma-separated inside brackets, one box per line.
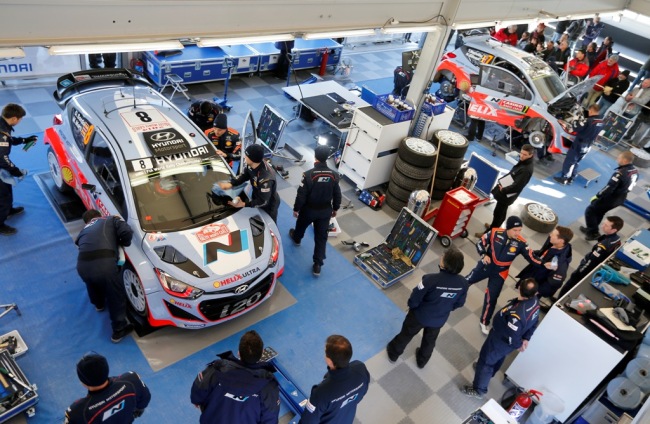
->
[407, 190, 430, 218]
[526, 390, 564, 424]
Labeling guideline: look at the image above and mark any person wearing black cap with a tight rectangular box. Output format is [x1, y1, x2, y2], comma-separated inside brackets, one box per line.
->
[188, 100, 222, 132]
[218, 144, 280, 223]
[466, 216, 541, 335]
[65, 352, 151, 423]
[191, 330, 280, 424]
[205, 114, 241, 166]
[598, 70, 630, 116]
[75, 209, 134, 343]
[289, 145, 341, 276]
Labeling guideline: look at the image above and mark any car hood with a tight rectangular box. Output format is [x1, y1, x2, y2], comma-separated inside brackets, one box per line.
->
[548, 76, 600, 106]
[141, 209, 270, 282]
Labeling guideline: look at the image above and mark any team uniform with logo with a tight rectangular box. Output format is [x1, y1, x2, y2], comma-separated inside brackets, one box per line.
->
[299, 361, 370, 424]
[230, 160, 280, 223]
[387, 269, 468, 367]
[204, 127, 241, 165]
[558, 115, 604, 183]
[0, 118, 30, 230]
[187, 101, 221, 132]
[191, 352, 280, 424]
[516, 236, 572, 298]
[472, 297, 540, 395]
[64, 372, 151, 423]
[466, 229, 541, 326]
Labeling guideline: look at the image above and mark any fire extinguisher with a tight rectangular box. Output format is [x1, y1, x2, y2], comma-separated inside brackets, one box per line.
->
[318, 49, 330, 76]
[130, 57, 145, 73]
[507, 389, 542, 421]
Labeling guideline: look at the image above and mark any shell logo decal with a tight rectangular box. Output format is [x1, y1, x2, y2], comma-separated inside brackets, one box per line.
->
[61, 166, 75, 185]
[509, 247, 517, 253]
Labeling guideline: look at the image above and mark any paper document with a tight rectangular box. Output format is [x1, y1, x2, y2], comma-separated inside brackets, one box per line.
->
[498, 174, 514, 187]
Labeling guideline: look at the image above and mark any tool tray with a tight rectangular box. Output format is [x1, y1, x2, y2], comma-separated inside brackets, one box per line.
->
[354, 207, 437, 288]
[0, 349, 38, 422]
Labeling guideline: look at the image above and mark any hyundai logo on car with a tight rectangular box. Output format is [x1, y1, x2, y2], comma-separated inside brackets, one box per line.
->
[143, 128, 191, 156]
[234, 285, 249, 294]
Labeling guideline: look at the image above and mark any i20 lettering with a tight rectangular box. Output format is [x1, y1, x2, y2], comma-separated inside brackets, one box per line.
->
[219, 291, 263, 319]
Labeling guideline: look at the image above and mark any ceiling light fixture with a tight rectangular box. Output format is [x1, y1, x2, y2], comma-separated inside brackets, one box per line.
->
[49, 41, 184, 56]
[381, 25, 438, 35]
[303, 29, 376, 40]
[198, 34, 294, 47]
[0, 47, 25, 59]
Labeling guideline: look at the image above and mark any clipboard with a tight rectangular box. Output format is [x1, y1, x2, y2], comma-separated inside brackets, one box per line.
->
[498, 174, 514, 188]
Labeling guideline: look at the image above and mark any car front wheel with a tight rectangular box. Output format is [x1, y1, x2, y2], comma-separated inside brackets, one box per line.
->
[123, 265, 148, 316]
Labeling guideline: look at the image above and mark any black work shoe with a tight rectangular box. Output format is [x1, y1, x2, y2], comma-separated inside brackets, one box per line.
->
[566, 178, 574, 185]
[544, 155, 555, 162]
[579, 226, 589, 234]
[95, 305, 105, 312]
[0, 224, 17, 236]
[386, 346, 397, 364]
[288, 229, 300, 246]
[7, 206, 24, 218]
[585, 232, 601, 241]
[415, 348, 426, 369]
[111, 324, 134, 343]
[461, 385, 484, 399]
[312, 263, 321, 276]
[553, 176, 567, 185]
[472, 361, 477, 370]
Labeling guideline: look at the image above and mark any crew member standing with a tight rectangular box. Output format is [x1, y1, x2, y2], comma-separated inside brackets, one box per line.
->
[65, 352, 151, 423]
[466, 216, 541, 335]
[462, 279, 540, 399]
[386, 247, 467, 368]
[581, 151, 637, 240]
[191, 331, 280, 424]
[554, 104, 603, 185]
[300, 335, 369, 424]
[0, 104, 36, 236]
[558, 216, 623, 299]
[205, 114, 241, 166]
[290, 145, 341, 276]
[219, 144, 280, 223]
[75, 209, 134, 343]
[188, 100, 222, 132]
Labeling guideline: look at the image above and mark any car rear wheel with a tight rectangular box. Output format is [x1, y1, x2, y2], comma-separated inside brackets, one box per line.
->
[123, 265, 148, 316]
[47, 147, 72, 193]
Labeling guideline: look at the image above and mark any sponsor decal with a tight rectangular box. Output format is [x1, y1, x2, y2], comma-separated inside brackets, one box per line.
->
[71, 109, 94, 145]
[225, 393, 249, 402]
[507, 321, 519, 331]
[61, 165, 75, 185]
[128, 146, 211, 175]
[0, 63, 33, 75]
[214, 274, 242, 288]
[196, 223, 231, 243]
[305, 400, 316, 413]
[341, 394, 359, 408]
[468, 103, 497, 117]
[499, 99, 529, 114]
[102, 400, 125, 421]
[440, 292, 457, 298]
[146, 233, 166, 242]
[203, 229, 249, 265]
[234, 284, 249, 294]
[95, 198, 110, 216]
[182, 322, 207, 328]
[169, 299, 192, 309]
[509, 247, 517, 253]
[143, 128, 191, 156]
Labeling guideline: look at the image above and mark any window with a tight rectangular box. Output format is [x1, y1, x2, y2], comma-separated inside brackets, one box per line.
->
[87, 131, 127, 216]
[69, 108, 95, 151]
[479, 65, 532, 100]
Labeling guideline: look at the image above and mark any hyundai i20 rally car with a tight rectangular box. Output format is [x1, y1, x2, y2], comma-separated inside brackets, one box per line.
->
[45, 69, 284, 329]
[435, 35, 598, 154]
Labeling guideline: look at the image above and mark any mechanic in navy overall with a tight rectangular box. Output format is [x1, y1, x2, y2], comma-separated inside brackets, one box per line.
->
[554, 104, 603, 185]
[462, 278, 540, 399]
[289, 145, 342, 277]
[0, 103, 36, 236]
[581, 150, 637, 241]
[516, 226, 573, 300]
[188, 100, 222, 132]
[65, 352, 151, 424]
[466, 216, 541, 335]
[204, 114, 241, 166]
[75, 209, 134, 343]
[191, 330, 280, 424]
[219, 144, 280, 223]
[386, 247, 467, 368]
[300, 335, 370, 424]
[558, 216, 623, 299]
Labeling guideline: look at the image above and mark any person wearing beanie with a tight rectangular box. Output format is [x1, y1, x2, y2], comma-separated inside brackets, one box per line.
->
[205, 113, 241, 166]
[191, 331, 280, 424]
[218, 144, 280, 223]
[188, 100, 222, 132]
[598, 70, 630, 116]
[466, 215, 541, 335]
[65, 352, 151, 423]
[289, 145, 342, 276]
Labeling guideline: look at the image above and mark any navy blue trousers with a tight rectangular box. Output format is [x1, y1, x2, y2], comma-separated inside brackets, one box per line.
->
[473, 331, 513, 394]
[466, 263, 507, 326]
[77, 259, 128, 331]
[560, 147, 587, 180]
[292, 207, 331, 266]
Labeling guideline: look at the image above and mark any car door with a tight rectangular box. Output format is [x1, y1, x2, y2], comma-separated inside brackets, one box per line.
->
[85, 128, 128, 218]
[468, 64, 535, 129]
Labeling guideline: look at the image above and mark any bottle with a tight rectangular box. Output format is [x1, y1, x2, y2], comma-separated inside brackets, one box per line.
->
[551, 255, 558, 271]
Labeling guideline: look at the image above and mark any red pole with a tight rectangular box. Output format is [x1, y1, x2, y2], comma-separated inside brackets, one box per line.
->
[319, 49, 329, 76]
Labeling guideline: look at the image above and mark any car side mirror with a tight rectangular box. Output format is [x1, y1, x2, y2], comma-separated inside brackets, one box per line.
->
[81, 183, 96, 192]
[470, 74, 480, 86]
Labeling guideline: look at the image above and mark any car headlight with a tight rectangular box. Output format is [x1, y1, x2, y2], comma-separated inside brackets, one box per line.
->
[154, 268, 204, 299]
[268, 230, 280, 268]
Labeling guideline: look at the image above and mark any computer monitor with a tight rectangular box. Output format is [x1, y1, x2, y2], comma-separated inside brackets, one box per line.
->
[256, 104, 288, 152]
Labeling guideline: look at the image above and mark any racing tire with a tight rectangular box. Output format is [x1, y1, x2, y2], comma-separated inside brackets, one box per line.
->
[434, 166, 460, 180]
[386, 190, 407, 211]
[123, 264, 148, 317]
[631, 147, 650, 169]
[47, 147, 73, 193]
[394, 156, 435, 180]
[432, 129, 470, 159]
[431, 188, 448, 200]
[388, 180, 427, 202]
[433, 176, 455, 191]
[436, 154, 465, 170]
[397, 137, 437, 168]
[520, 202, 558, 234]
[390, 168, 430, 191]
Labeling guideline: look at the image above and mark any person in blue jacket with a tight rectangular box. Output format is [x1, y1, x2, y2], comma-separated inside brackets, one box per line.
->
[516, 226, 573, 300]
[466, 216, 541, 335]
[462, 278, 540, 399]
[191, 330, 280, 424]
[386, 247, 467, 368]
[300, 335, 369, 424]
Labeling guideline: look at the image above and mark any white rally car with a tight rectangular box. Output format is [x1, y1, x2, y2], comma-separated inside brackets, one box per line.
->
[45, 69, 284, 329]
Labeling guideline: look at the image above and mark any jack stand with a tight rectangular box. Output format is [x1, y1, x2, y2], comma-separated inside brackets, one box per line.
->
[214, 58, 235, 111]
[0, 303, 21, 320]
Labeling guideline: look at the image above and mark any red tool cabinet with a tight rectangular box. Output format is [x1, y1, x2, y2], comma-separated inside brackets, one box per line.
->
[430, 187, 482, 247]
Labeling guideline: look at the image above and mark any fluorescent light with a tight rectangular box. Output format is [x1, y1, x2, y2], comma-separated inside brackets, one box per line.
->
[381, 26, 438, 35]
[0, 47, 25, 58]
[198, 34, 294, 47]
[500, 19, 537, 26]
[303, 29, 376, 40]
[49, 41, 184, 56]
[453, 21, 499, 30]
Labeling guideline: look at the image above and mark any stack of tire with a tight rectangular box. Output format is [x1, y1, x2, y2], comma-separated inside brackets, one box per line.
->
[430, 129, 470, 200]
[386, 137, 437, 211]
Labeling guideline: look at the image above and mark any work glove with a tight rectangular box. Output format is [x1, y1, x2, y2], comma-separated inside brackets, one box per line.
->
[590, 195, 598, 203]
[331, 210, 337, 218]
[133, 409, 145, 418]
[9, 167, 23, 177]
[22, 135, 38, 151]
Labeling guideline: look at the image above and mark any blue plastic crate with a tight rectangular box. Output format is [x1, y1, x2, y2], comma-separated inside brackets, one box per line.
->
[372, 94, 415, 123]
[422, 99, 447, 116]
[360, 85, 377, 105]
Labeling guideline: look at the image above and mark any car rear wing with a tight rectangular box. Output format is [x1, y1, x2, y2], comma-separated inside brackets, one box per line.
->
[53, 68, 152, 107]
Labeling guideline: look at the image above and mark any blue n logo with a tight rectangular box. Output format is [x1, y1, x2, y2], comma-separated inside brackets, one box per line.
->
[204, 229, 249, 265]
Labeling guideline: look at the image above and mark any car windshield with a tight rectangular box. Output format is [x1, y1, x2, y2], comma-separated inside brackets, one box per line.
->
[128, 156, 239, 232]
[522, 58, 566, 103]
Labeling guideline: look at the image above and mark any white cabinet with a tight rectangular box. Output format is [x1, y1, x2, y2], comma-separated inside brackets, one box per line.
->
[339, 106, 410, 190]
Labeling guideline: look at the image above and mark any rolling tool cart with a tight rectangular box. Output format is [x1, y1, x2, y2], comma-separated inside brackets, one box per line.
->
[0, 339, 38, 422]
[594, 110, 634, 152]
[429, 187, 481, 248]
[259, 347, 308, 424]
[354, 207, 438, 288]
